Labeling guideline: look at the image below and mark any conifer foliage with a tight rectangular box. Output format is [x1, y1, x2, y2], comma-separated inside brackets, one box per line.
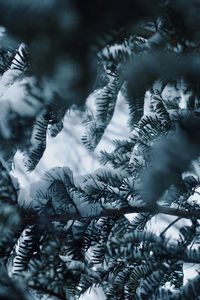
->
[1, 1, 200, 299]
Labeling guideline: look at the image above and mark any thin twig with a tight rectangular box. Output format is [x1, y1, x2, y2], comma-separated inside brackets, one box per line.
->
[160, 217, 182, 237]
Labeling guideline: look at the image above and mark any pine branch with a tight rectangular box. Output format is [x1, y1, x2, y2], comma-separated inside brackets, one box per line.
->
[23, 203, 200, 226]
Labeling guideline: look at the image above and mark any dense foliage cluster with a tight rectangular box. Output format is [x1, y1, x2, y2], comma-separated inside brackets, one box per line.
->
[1, 1, 200, 299]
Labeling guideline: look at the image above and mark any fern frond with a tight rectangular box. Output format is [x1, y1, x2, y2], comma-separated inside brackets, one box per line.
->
[82, 72, 122, 151]
[0, 159, 18, 204]
[98, 36, 146, 65]
[48, 99, 66, 137]
[125, 262, 158, 299]
[23, 110, 49, 171]
[0, 262, 29, 300]
[90, 217, 117, 264]
[0, 48, 14, 74]
[136, 265, 169, 300]
[128, 212, 152, 231]
[100, 150, 131, 169]
[119, 230, 162, 244]
[8, 224, 41, 277]
[0, 204, 20, 258]
[106, 265, 132, 299]
[123, 82, 144, 128]
[48, 120, 63, 137]
[163, 262, 183, 289]
[183, 247, 200, 263]
[10, 43, 29, 72]
[178, 274, 200, 300]
[150, 90, 171, 127]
